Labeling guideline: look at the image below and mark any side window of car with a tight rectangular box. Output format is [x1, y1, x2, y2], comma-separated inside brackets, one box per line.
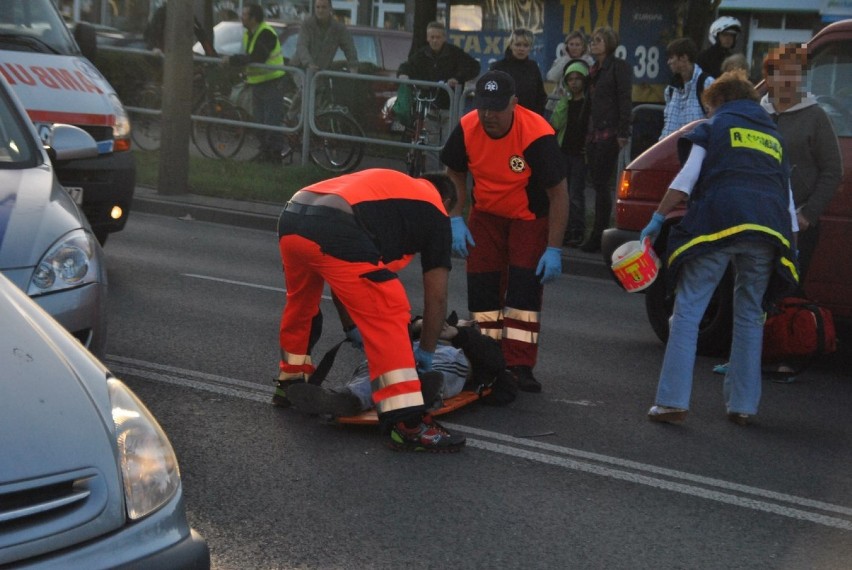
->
[350, 35, 378, 68]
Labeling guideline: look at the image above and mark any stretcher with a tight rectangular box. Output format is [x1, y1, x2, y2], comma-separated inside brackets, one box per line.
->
[336, 388, 490, 425]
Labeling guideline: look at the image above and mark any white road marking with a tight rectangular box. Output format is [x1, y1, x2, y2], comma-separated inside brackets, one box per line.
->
[182, 273, 333, 299]
[107, 355, 852, 531]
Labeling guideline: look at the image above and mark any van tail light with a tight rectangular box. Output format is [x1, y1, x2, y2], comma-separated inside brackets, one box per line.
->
[618, 170, 632, 199]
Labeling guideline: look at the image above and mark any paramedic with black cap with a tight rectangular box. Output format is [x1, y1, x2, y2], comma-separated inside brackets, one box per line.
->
[274, 168, 466, 453]
[441, 70, 568, 394]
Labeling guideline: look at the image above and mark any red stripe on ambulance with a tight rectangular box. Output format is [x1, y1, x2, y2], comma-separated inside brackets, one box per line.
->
[28, 109, 114, 127]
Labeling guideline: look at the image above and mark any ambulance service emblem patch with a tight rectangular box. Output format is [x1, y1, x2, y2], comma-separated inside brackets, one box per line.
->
[509, 155, 526, 173]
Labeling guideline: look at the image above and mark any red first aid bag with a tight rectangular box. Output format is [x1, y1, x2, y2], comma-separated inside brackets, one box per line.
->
[762, 297, 837, 364]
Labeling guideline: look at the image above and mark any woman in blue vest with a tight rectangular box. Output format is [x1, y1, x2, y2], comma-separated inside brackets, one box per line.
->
[639, 70, 799, 426]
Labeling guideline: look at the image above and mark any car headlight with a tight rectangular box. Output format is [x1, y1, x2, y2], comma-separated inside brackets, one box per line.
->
[28, 229, 100, 295]
[108, 378, 181, 520]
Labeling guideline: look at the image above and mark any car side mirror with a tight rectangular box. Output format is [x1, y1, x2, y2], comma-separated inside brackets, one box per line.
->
[44, 124, 99, 162]
[74, 22, 98, 61]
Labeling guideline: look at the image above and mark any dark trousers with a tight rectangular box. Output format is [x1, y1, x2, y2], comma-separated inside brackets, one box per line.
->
[586, 137, 620, 240]
[251, 77, 285, 156]
[564, 152, 587, 239]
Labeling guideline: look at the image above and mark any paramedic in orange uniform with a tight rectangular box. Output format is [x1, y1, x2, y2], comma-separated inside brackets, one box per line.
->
[274, 169, 466, 453]
[441, 70, 568, 394]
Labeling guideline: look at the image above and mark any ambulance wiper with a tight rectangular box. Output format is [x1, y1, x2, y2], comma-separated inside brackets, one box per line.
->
[0, 34, 61, 55]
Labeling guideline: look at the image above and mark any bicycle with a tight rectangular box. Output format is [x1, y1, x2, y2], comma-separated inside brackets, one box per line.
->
[130, 66, 249, 159]
[403, 86, 440, 177]
[236, 73, 365, 173]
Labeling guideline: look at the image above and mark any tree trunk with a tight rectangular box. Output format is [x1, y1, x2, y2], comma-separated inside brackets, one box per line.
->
[157, 1, 194, 195]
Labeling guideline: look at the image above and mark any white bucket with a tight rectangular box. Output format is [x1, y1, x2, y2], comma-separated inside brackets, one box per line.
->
[611, 238, 661, 292]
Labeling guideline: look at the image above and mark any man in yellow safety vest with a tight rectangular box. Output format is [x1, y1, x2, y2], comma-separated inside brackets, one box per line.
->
[227, 3, 286, 162]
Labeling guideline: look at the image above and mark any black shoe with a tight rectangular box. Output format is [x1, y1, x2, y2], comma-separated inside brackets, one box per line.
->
[563, 231, 585, 248]
[419, 371, 445, 409]
[579, 236, 601, 253]
[388, 414, 466, 453]
[509, 365, 542, 393]
[271, 377, 303, 407]
[286, 383, 363, 416]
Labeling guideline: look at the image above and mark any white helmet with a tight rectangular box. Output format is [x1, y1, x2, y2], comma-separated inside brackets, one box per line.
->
[708, 16, 741, 45]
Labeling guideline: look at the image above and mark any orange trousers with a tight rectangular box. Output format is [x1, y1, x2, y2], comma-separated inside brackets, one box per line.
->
[278, 215, 423, 417]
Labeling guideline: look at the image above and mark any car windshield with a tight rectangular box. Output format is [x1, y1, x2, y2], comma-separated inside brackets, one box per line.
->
[808, 38, 852, 137]
[0, 0, 79, 55]
[0, 87, 37, 167]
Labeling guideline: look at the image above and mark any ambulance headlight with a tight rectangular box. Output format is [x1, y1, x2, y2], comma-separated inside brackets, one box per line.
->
[108, 93, 132, 149]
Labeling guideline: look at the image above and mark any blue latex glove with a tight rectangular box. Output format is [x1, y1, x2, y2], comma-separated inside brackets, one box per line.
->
[536, 247, 562, 284]
[639, 212, 665, 243]
[345, 326, 363, 349]
[413, 346, 434, 372]
[450, 216, 475, 258]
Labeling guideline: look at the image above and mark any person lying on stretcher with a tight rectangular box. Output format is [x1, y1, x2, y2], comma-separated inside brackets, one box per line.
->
[286, 316, 518, 417]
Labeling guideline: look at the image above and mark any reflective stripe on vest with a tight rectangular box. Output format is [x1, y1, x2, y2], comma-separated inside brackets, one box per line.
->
[243, 22, 285, 84]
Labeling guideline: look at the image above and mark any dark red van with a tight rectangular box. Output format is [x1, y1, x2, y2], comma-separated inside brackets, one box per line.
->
[601, 19, 852, 356]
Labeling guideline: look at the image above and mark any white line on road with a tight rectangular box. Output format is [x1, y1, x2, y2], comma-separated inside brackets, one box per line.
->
[107, 355, 852, 531]
[182, 273, 333, 299]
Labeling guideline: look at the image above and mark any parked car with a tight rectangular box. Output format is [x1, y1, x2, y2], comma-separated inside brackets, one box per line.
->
[0, 74, 108, 357]
[194, 21, 411, 132]
[601, 19, 852, 356]
[0, 270, 210, 568]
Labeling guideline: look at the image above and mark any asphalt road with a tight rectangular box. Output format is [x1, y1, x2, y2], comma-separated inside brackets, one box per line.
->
[102, 212, 852, 570]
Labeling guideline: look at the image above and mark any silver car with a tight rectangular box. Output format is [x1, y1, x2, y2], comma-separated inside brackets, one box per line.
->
[0, 75, 107, 356]
[0, 269, 210, 568]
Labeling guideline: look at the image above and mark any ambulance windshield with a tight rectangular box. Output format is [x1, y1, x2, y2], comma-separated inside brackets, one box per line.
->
[0, 0, 78, 56]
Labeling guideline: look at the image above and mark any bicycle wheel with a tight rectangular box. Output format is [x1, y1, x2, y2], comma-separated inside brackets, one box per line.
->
[131, 87, 162, 151]
[205, 99, 250, 159]
[309, 111, 364, 173]
[190, 100, 219, 159]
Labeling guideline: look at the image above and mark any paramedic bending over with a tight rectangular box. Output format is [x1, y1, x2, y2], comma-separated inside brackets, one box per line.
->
[274, 168, 466, 453]
[639, 71, 799, 427]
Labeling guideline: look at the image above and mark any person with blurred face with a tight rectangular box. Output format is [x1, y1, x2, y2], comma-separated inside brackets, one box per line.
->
[441, 70, 568, 394]
[760, 44, 842, 287]
[490, 28, 547, 115]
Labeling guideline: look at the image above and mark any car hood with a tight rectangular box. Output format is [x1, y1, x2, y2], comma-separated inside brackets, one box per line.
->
[0, 275, 124, 558]
[0, 166, 85, 270]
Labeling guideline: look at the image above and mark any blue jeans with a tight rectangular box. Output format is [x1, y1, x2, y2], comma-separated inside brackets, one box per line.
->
[654, 240, 774, 415]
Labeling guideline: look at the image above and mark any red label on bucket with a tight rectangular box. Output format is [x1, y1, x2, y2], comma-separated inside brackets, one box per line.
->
[611, 239, 660, 292]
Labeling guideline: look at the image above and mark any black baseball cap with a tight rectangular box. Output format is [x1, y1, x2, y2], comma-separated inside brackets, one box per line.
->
[474, 70, 516, 111]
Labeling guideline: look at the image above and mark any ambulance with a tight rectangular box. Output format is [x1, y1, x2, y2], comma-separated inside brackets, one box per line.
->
[0, 0, 134, 244]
